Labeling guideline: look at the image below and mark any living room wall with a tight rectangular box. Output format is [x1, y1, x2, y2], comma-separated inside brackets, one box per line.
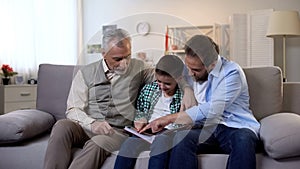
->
[83, 0, 300, 82]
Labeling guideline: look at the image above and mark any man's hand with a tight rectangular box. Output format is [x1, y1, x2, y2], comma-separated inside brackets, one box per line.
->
[181, 87, 197, 111]
[134, 118, 147, 132]
[139, 112, 193, 134]
[139, 115, 174, 133]
[91, 121, 114, 135]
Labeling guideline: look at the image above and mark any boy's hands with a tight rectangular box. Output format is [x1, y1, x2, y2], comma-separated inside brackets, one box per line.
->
[134, 119, 147, 132]
[138, 112, 193, 134]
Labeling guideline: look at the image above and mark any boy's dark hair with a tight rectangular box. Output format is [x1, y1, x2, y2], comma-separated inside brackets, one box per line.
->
[155, 55, 184, 79]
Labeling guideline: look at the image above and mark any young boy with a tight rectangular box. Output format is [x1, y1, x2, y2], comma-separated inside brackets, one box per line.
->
[114, 55, 184, 169]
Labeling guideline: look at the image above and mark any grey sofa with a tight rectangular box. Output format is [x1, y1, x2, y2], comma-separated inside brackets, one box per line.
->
[1, 64, 300, 169]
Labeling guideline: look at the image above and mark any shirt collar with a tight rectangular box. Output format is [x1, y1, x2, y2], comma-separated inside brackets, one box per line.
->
[209, 55, 222, 78]
[102, 59, 110, 73]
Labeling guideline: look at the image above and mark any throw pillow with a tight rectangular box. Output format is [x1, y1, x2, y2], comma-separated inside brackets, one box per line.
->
[0, 109, 55, 144]
[260, 113, 300, 159]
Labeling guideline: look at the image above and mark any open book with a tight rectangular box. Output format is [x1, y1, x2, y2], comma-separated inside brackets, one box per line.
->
[124, 126, 156, 144]
[124, 125, 192, 144]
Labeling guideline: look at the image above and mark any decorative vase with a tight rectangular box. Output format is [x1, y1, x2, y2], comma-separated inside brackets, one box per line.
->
[2, 77, 10, 85]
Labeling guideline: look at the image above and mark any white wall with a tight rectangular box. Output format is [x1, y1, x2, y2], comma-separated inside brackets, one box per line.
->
[83, 0, 300, 81]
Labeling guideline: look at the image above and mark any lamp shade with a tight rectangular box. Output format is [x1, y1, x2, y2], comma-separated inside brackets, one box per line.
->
[266, 10, 300, 37]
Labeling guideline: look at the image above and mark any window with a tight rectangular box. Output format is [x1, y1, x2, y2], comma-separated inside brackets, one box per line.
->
[0, 0, 79, 79]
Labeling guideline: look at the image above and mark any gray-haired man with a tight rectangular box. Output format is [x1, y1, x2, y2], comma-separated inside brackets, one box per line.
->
[43, 28, 196, 169]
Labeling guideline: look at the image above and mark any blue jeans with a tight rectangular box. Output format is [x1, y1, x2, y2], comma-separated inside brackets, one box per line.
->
[169, 124, 258, 169]
[114, 134, 173, 169]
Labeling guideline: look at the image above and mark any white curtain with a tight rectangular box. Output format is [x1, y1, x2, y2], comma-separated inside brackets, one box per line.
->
[0, 0, 80, 80]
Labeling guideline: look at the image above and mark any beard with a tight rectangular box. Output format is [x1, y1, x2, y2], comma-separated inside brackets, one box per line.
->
[114, 66, 128, 75]
[194, 72, 208, 82]
[114, 59, 130, 75]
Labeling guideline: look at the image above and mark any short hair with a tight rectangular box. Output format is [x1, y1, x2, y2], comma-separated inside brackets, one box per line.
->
[102, 28, 131, 51]
[185, 36, 219, 57]
[155, 55, 184, 79]
[184, 35, 219, 68]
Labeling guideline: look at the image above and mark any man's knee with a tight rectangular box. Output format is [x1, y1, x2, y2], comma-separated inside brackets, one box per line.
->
[84, 139, 111, 156]
[172, 130, 196, 148]
[232, 128, 258, 147]
[50, 119, 78, 138]
[152, 134, 170, 145]
[150, 135, 172, 156]
[91, 134, 123, 153]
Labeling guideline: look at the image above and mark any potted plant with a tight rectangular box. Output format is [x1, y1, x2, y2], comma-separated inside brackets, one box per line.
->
[1, 64, 18, 85]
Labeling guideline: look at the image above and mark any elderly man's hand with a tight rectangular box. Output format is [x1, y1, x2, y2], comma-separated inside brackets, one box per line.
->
[91, 121, 115, 135]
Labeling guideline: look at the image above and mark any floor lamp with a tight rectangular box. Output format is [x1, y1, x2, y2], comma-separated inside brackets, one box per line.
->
[266, 10, 300, 82]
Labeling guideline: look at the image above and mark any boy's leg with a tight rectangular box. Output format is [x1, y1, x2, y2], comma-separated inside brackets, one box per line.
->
[114, 137, 150, 169]
[148, 134, 174, 169]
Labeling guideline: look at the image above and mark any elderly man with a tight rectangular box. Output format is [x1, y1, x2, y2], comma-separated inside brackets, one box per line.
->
[43, 28, 196, 169]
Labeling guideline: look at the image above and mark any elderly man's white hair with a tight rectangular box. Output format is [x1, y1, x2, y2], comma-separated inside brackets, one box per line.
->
[102, 28, 131, 51]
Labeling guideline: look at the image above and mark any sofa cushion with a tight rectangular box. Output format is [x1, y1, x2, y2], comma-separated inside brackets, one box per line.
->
[36, 64, 76, 120]
[0, 109, 55, 144]
[259, 113, 300, 159]
[243, 66, 282, 120]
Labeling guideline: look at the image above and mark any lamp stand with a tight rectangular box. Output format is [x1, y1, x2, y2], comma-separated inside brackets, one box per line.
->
[282, 35, 287, 82]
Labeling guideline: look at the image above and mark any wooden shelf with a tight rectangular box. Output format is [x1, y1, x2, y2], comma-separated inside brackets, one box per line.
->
[165, 24, 230, 59]
[166, 50, 185, 54]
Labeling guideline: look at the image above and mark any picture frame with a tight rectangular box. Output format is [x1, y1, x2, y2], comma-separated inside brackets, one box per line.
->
[102, 24, 117, 35]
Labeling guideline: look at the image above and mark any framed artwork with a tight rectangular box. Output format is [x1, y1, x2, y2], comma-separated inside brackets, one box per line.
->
[87, 44, 102, 54]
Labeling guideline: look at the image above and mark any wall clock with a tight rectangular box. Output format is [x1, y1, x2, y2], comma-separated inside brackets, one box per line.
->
[136, 21, 150, 36]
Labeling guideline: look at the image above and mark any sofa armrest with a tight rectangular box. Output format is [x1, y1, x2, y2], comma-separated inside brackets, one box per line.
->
[0, 109, 55, 144]
[259, 113, 300, 159]
[283, 82, 300, 115]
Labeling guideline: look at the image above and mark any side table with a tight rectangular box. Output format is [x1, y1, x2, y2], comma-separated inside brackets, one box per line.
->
[0, 84, 37, 114]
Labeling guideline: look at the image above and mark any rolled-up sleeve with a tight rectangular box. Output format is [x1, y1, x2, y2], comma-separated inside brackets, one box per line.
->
[185, 103, 210, 123]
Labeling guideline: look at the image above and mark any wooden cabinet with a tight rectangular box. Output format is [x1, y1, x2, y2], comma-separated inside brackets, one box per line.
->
[0, 85, 37, 114]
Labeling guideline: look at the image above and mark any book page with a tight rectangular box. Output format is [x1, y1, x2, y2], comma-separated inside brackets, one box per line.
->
[124, 126, 155, 144]
[124, 125, 193, 144]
